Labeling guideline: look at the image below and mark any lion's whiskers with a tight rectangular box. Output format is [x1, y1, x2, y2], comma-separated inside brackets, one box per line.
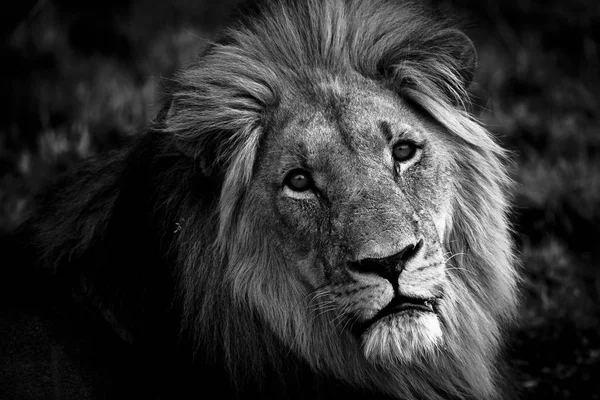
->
[443, 252, 467, 263]
[313, 304, 340, 320]
[338, 311, 360, 333]
[303, 286, 343, 323]
[444, 267, 476, 277]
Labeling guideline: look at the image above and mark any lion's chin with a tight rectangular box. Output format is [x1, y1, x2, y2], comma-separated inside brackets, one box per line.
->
[360, 311, 443, 365]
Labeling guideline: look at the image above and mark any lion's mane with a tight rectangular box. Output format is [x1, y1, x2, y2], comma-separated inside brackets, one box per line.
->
[28, 1, 519, 399]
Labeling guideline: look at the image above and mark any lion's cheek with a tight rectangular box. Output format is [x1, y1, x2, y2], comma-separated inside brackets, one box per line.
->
[361, 312, 443, 365]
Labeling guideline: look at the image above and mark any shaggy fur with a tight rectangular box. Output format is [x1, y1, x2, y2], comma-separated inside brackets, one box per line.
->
[25, 1, 519, 399]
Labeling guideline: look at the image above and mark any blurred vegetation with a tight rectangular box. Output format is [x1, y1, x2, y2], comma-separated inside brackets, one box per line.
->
[1, 0, 599, 398]
[445, 1, 600, 398]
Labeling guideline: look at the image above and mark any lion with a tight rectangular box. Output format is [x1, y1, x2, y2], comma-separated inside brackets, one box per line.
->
[19, 0, 519, 399]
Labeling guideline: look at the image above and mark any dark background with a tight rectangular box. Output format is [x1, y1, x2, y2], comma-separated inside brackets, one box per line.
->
[1, 0, 599, 399]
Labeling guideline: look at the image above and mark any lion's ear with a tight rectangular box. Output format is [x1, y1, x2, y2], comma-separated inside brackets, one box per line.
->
[155, 99, 217, 177]
[378, 27, 479, 95]
[450, 30, 478, 87]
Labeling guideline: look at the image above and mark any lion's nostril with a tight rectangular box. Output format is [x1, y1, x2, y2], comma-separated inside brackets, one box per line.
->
[412, 239, 424, 258]
[350, 240, 424, 285]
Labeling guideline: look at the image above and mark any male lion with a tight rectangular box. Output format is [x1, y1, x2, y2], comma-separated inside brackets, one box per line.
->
[6, 0, 519, 399]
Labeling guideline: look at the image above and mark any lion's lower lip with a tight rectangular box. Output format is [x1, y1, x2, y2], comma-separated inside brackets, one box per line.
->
[371, 296, 436, 323]
[387, 302, 433, 313]
[353, 296, 437, 337]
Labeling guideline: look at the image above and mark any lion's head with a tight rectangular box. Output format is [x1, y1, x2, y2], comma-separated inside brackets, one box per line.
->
[158, 1, 520, 399]
[27, 1, 519, 399]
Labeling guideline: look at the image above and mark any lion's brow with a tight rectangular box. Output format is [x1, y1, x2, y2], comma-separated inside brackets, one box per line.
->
[379, 121, 394, 143]
[288, 141, 309, 165]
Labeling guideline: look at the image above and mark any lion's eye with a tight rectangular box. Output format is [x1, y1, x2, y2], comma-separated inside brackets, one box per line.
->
[285, 169, 312, 192]
[392, 142, 417, 162]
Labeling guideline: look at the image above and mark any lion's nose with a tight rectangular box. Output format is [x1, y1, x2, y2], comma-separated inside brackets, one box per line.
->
[349, 239, 424, 285]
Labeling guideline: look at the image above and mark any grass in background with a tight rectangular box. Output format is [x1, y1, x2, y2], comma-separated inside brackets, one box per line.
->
[452, 0, 600, 397]
[1, 0, 599, 398]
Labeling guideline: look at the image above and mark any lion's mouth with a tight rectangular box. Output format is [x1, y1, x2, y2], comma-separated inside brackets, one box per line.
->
[354, 296, 437, 336]
[375, 296, 436, 320]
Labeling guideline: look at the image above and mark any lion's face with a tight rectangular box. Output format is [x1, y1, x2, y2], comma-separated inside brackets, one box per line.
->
[246, 78, 458, 364]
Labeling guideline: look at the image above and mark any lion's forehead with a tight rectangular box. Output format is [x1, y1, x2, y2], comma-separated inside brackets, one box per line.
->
[278, 85, 433, 171]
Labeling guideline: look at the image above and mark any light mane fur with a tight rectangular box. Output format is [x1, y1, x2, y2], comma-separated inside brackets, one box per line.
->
[30, 1, 519, 399]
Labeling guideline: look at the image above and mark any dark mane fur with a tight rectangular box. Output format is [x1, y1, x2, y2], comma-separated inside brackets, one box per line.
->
[14, 1, 519, 399]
